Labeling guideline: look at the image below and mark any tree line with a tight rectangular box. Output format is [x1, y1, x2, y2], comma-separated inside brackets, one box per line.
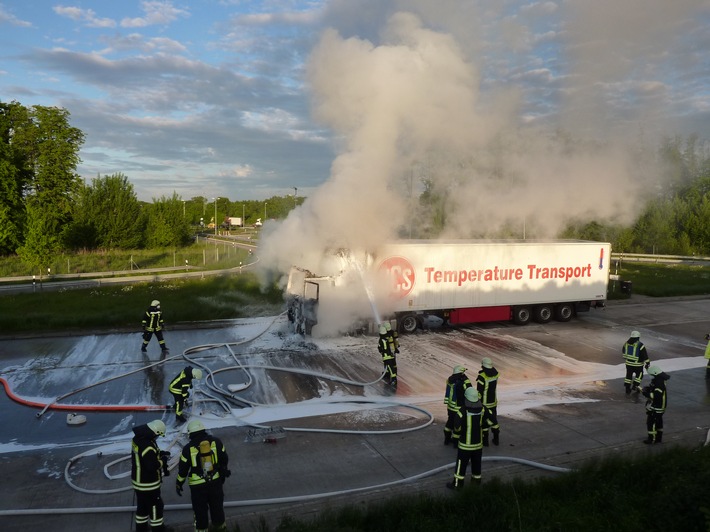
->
[2, 99, 709, 275]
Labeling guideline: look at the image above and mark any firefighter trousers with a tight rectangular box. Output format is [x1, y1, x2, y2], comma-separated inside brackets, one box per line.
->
[189, 480, 226, 531]
[134, 488, 165, 531]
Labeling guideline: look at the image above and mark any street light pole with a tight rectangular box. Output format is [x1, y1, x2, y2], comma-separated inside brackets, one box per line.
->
[293, 187, 297, 207]
[242, 203, 245, 227]
[264, 202, 267, 220]
[213, 197, 219, 236]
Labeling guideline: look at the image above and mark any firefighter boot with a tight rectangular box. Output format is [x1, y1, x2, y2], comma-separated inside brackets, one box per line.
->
[444, 431, 451, 446]
[482, 432, 489, 447]
[446, 479, 464, 490]
[655, 431, 663, 443]
[625, 383, 631, 395]
[492, 429, 500, 446]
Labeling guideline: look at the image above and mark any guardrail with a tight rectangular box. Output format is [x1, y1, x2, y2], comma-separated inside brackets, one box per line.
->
[611, 253, 710, 265]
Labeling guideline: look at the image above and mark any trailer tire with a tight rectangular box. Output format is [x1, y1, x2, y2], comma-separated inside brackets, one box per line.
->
[512, 306, 532, 325]
[399, 314, 419, 334]
[533, 304, 554, 324]
[554, 303, 574, 322]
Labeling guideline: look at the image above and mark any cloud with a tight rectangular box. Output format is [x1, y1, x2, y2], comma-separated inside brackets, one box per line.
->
[53, 5, 116, 28]
[0, 5, 31, 27]
[120, 0, 189, 28]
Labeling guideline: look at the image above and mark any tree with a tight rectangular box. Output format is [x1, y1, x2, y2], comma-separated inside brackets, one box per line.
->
[143, 193, 192, 248]
[12, 104, 84, 264]
[0, 102, 32, 255]
[64, 173, 144, 250]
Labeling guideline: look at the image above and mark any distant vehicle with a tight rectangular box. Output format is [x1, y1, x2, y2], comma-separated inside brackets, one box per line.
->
[227, 217, 242, 228]
[286, 239, 611, 335]
[254, 218, 263, 227]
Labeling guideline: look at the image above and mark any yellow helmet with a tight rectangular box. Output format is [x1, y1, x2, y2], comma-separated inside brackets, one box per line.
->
[147, 419, 166, 437]
[464, 388, 480, 402]
[187, 420, 205, 434]
[151, 300, 160, 307]
[192, 368, 203, 380]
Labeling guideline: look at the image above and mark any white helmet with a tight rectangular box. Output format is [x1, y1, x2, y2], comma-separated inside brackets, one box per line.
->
[187, 419, 205, 434]
[384, 322, 392, 331]
[482, 357, 493, 369]
[151, 300, 160, 307]
[453, 365, 467, 374]
[192, 368, 203, 380]
[464, 387, 480, 403]
[647, 365, 662, 376]
[630, 330, 640, 338]
[379, 325, 387, 335]
[147, 419, 166, 437]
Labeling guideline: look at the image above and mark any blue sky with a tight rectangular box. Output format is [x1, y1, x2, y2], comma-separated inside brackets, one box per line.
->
[1, 0, 708, 208]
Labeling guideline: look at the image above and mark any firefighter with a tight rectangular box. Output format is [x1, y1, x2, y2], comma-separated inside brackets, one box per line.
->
[169, 366, 203, 423]
[704, 333, 710, 380]
[142, 300, 168, 353]
[642, 365, 670, 444]
[443, 365, 472, 447]
[378, 324, 397, 386]
[176, 420, 231, 532]
[477, 357, 500, 446]
[622, 330, 650, 394]
[447, 387, 484, 490]
[384, 321, 400, 354]
[131, 419, 170, 532]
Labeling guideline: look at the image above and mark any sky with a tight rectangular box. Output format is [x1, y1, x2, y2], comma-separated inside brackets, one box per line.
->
[2, 1, 710, 274]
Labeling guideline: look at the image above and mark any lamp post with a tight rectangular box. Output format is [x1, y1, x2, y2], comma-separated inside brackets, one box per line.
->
[213, 197, 219, 236]
[293, 187, 297, 207]
[264, 201, 268, 220]
[242, 203, 245, 227]
[182, 201, 186, 217]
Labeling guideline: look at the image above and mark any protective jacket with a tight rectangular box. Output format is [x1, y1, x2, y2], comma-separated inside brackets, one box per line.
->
[454, 398, 484, 451]
[477, 367, 499, 408]
[142, 305, 164, 332]
[170, 367, 197, 398]
[643, 372, 670, 413]
[445, 373, 472, 413]
[176, 431, 229, 487]
[622, 339, 649, 367]
[378, 333, 394, 360]
[131, 424, 166, 491]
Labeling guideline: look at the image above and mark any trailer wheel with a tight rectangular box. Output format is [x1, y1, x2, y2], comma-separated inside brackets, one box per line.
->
[554, 303, 574, 322]
[399, 314, 419, 334]
[512, 306, 532, 325]
[533, 304, 553, 324]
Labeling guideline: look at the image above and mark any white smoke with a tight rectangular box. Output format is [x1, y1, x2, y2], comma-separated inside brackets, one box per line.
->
[257, 1, 707, 332]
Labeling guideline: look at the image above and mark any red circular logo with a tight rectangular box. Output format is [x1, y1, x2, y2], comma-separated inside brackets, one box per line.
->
[378, 256, 415, 299]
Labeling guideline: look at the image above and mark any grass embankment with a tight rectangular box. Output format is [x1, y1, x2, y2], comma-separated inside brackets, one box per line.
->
[262, 445, 710, 532]
[0, 273, 284, 334]
[616, 261, 710, 297]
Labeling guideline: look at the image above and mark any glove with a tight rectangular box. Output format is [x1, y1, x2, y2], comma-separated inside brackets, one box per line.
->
[220, 469, 231, 484]
[176, 483, 183, 496]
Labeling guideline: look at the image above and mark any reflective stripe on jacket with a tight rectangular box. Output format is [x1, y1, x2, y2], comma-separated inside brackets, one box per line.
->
[622, 341, 648, 367]
[454, 401, 484, 451]
[176, 435, 228, 486]
[476, 368, 499, 408]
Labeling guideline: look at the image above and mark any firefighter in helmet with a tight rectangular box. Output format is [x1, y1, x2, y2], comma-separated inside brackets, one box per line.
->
[477, 357, 501, 446]
[378, 324, 397, 386]
[443, 364, 472, 447]
[622, 330, 650, 394]
[131, 419, 170, 531]
[142, 300, 168, 353]
[447, 387, 485, 490]
[169, 366, 203, 423]
[176, 420, 231, 532]
[642, 366, 670, 444]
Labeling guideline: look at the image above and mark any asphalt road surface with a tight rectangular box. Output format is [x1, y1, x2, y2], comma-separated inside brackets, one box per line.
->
[1, 295, 709, 531]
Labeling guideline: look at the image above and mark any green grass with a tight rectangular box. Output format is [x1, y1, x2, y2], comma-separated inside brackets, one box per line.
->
[0, 239, 253, 277]
[252, 445, 710, 532]
[0, 273, 284, 334]
[615, 262, 710, 297]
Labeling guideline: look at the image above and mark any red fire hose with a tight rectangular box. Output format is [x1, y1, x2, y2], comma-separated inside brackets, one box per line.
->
[0, 377, 169, 413]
